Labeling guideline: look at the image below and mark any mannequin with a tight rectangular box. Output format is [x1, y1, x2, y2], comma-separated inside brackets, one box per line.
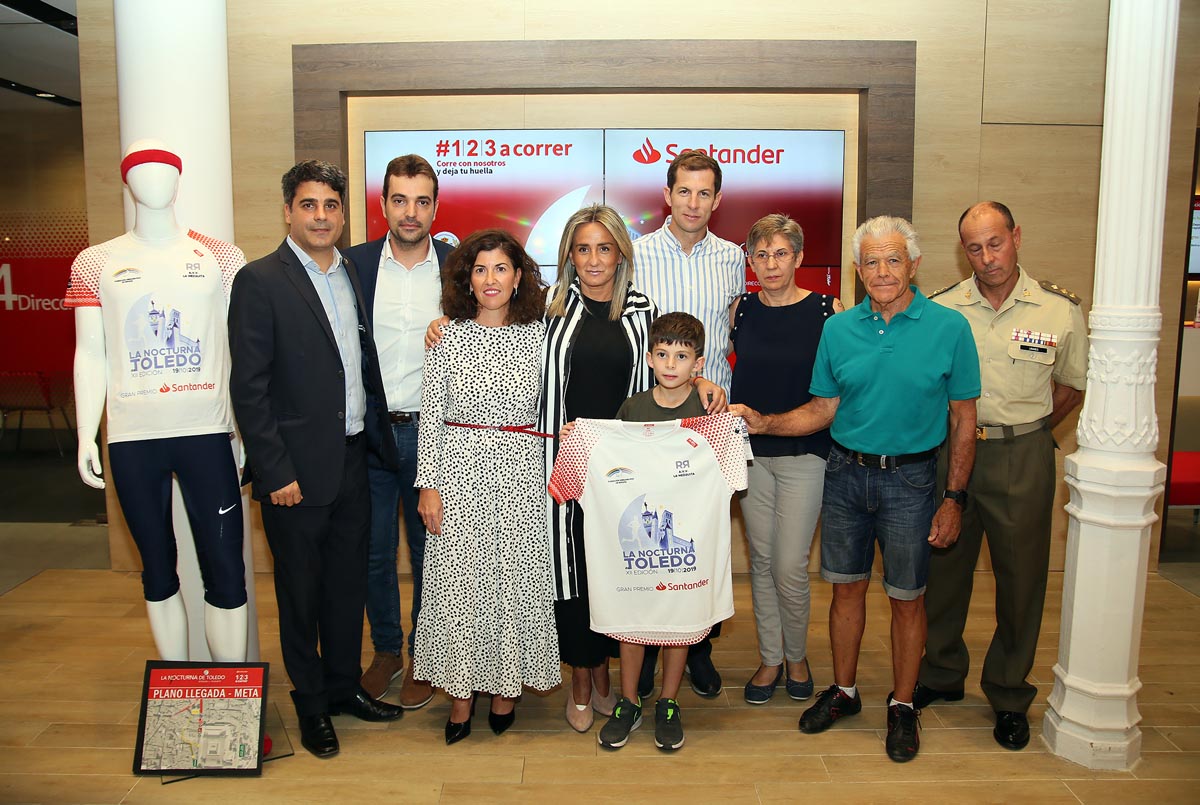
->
[69, 139, 249, 662]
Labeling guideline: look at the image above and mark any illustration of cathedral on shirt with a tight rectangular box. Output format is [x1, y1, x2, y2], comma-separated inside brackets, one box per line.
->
[620, 495, 695, 554]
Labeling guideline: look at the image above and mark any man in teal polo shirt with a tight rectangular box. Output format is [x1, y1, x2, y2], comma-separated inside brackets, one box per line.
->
[731, 215, 979, 763]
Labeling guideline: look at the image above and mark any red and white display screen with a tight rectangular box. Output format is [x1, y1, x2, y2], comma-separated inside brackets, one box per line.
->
[364, 128, 845, 295]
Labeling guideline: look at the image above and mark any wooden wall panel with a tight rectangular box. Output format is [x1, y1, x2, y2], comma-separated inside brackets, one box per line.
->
[959, 123, 1102, 571]
[0, 104, 85, 212]
[75, 0, 121, 246]
[982, 0, 1109, 125]
[226, 2, 527, 262]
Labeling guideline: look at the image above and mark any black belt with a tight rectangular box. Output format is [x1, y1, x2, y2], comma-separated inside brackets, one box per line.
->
[389, 411, 417, 424]
[346, 432, 363, 444]
[834, 441, 936, 469]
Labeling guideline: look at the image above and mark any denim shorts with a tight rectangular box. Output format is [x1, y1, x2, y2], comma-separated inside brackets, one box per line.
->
[818, 443, 938, 600]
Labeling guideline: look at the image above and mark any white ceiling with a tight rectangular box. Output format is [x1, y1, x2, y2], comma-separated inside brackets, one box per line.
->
[0, 1, 80, 110]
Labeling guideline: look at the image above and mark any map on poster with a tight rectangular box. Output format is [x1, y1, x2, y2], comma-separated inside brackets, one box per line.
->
[133, 662, 268, 776]
[363, 128, 845, 295]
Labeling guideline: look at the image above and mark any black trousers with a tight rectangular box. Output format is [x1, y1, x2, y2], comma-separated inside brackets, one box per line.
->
[260, 437, 370, 717]
[108, 433, 246, 608]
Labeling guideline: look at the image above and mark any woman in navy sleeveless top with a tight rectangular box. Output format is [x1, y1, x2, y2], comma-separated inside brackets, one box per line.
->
[731, 214, 843, 705]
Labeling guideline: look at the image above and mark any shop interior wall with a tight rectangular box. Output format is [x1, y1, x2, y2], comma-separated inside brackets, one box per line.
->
[75, 0, 1198, 575]
[0, 98, 85, 214]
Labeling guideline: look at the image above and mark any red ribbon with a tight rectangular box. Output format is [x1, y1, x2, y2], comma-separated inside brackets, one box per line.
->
[444, 421, 554, 438]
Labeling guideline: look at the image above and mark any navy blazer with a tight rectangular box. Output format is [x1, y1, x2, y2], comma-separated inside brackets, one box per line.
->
[342, 235, 454, 329]
[228, 240, 398, 505]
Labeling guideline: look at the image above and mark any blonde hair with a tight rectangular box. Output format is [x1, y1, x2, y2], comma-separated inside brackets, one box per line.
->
[547, 204, 635, 322]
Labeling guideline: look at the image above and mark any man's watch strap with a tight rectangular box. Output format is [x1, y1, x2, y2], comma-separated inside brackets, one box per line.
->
[943, 489, 968, 507]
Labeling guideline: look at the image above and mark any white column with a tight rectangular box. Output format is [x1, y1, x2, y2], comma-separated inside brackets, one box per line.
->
[113, 0, 259, 663]
[114, 0, 235, 240]
[1043, 0, 1178, 770]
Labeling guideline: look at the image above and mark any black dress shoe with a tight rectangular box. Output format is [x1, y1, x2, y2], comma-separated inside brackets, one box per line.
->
[445, 717, 472, 745]
[911, 681, 964, 710]
[488, 709, 516, 735]
[686, 654, 723, 698]
[298, 713, 339, 758]
[329, 688, 404, 722]
[993, 710, 1030, 750]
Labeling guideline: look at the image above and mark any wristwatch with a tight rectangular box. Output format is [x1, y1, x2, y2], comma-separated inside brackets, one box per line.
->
[943, 489, 968, 507]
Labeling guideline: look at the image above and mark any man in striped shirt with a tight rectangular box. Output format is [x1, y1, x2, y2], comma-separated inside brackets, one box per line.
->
[632, 149, 746, 698]
[633, 150, 745, 395]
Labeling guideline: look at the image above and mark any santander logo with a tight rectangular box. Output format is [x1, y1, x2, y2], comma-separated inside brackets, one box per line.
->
[632, 138, 662, 164]
[655, 582, 667, 591]
[159, 383, 171, 393]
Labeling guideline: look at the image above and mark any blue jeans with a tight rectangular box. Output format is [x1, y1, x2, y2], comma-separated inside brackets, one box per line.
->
[818, 444, 937, 601]
[366, 420, 425, 655]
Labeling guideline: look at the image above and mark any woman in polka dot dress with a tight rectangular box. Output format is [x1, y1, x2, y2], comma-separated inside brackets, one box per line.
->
[414, 229, 559, 744]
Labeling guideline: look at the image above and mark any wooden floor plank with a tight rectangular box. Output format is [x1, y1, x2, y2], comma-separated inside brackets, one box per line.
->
[0, 569, 1196, 803]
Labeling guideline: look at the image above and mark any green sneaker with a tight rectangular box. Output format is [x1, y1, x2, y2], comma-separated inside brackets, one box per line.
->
[598, 696, 642, 748]
[654, 697, 684, 750]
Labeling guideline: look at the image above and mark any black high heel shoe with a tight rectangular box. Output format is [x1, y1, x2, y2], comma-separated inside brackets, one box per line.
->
[445, 697, 475, 745]
[488, 708, 516, 735]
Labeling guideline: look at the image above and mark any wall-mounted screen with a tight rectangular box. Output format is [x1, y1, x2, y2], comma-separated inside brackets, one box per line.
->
[1190, 195, 1200, 279]
[364, 128, 845, 295]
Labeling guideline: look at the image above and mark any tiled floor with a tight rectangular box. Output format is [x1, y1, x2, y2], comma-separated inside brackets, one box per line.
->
[0, 568, 1197, 803]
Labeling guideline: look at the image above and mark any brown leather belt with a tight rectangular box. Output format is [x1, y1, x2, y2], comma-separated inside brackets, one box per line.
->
[976, 418, 1049, 441]
[389, 411, 417, 424]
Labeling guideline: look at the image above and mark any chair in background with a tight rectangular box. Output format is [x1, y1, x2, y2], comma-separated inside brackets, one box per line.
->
[0, 371, 75, 457]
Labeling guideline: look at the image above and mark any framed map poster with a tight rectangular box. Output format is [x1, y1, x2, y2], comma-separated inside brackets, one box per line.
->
[132, 661, 269, 776]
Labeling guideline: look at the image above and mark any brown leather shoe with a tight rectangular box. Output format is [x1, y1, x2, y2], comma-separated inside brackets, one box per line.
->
[398, 663, 435, 710]
[360, 651, 404, 700]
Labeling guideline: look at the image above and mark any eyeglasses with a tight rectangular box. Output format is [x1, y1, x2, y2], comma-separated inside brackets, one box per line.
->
[749, 249, 796, 265]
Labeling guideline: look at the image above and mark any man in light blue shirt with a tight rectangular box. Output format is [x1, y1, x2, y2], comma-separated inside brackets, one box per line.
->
[229, 160, 403, 759]
[285, 238, 365, 437]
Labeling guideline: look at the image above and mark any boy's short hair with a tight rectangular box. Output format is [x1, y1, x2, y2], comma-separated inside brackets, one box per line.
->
[649, 312, 705, 358]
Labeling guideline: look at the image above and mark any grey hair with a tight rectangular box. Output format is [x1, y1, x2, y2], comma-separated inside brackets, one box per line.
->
[747, 213, 804, 255]
[851, 215, 921, 264]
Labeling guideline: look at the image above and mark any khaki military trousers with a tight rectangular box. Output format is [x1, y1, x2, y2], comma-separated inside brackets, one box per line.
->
[919, 427, 1055, 713]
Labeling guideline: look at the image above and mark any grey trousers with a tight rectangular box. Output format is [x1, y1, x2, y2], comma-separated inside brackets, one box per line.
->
[741, 453, 826, 667]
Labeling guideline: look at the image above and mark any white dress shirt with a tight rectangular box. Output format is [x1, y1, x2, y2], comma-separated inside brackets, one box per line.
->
[373, 234, 442, 412]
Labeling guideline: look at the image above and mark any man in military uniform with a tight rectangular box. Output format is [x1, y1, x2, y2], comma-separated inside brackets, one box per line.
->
[915, 201, 1087, 751]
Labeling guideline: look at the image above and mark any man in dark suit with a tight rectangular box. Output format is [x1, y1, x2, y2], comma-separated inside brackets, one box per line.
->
[229, 160, 403, 759]
[343, 155, 452, 709]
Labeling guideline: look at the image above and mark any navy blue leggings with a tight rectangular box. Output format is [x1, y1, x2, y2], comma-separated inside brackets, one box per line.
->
[108, 433, 247, 608]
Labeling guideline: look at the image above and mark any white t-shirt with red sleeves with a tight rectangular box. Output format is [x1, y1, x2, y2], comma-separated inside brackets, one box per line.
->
[65, 230, 245, 444]
[549, 413, 750, 645]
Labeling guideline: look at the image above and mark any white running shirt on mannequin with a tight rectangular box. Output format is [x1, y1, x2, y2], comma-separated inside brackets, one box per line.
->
[66, 230, 244, 443]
